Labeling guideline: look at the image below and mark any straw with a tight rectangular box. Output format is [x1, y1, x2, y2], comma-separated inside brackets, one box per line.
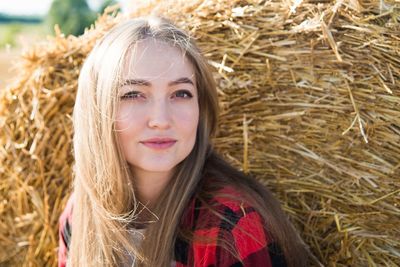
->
[0, 1, 399, 266]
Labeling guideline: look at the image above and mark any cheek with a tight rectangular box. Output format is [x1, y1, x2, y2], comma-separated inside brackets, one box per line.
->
[116, 102, 141, 121]
[115, 105, 142, 139]
[172, 103, 199, 135]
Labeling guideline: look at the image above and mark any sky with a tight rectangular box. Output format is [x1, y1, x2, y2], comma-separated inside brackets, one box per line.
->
[0, 0, 131, 16]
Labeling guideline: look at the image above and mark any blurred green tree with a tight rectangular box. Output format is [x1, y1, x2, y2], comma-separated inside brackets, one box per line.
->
[0, 24, 22, 47]
[98, 0, 121, 15]
[47, 0, 96, 36]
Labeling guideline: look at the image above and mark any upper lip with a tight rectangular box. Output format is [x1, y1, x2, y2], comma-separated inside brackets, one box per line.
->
[140, 137, 177, 143]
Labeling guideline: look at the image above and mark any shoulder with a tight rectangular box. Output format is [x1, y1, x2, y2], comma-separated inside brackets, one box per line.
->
[197, 185, 270, 242]
[198, 185, 262, 225]
[58, 192, 74, 264]
[180, 186, 283, 266]
[59, 192, 74, 229]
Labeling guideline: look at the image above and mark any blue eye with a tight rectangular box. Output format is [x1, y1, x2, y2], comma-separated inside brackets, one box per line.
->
[174, 90, 193, 98]
[120, 91, 142, 100]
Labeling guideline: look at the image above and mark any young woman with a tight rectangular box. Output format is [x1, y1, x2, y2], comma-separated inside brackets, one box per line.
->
[58, 16, 310, 267]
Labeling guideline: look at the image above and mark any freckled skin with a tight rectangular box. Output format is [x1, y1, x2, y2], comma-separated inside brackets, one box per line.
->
[115, 39, 199, 203]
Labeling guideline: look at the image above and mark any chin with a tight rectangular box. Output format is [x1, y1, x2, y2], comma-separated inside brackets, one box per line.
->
[141, 162, 177, 173]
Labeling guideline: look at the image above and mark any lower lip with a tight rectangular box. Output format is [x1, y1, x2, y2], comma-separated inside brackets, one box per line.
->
[141, 141, 176, 150]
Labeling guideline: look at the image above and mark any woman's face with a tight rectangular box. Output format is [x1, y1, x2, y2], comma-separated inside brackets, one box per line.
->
[115, 38, 199, 182]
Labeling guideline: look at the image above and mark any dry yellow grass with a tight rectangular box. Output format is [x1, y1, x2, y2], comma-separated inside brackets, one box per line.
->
[0, 0, 399, 266]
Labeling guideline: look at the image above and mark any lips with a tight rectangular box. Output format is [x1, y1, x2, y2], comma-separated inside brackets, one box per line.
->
[141, 137, 177, 143]
[140, 137, 177, 150]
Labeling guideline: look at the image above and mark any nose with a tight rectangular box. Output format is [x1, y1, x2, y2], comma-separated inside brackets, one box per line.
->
[147, 98, 171, 129]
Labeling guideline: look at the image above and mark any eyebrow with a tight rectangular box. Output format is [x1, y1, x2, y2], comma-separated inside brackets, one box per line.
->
[121, 77, 195, 87]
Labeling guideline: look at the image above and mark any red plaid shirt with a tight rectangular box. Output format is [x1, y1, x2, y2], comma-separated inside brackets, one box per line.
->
[58, 186, 287, 266]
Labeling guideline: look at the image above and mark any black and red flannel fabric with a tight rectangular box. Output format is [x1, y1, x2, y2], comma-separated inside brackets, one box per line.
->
[58, 186, 287, 266]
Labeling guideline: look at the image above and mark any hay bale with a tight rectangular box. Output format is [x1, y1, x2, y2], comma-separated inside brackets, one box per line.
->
[0, 0, 399, 266]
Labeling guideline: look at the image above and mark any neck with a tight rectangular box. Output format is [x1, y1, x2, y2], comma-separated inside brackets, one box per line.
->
[131, 168, 175, 207]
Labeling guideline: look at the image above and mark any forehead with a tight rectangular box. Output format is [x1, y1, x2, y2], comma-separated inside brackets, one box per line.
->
[122, 38, 195, 81]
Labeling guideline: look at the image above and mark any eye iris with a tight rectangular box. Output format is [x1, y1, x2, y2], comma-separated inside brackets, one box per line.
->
[177, 91, 192, 98]
[122, 92, 140, 99]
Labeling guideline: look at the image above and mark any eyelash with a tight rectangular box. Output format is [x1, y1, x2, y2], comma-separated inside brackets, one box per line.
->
[120, 90, 193, 100]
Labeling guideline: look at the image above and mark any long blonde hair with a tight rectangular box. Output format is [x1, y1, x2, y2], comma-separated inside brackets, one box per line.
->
[70, 16, 310, 266]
